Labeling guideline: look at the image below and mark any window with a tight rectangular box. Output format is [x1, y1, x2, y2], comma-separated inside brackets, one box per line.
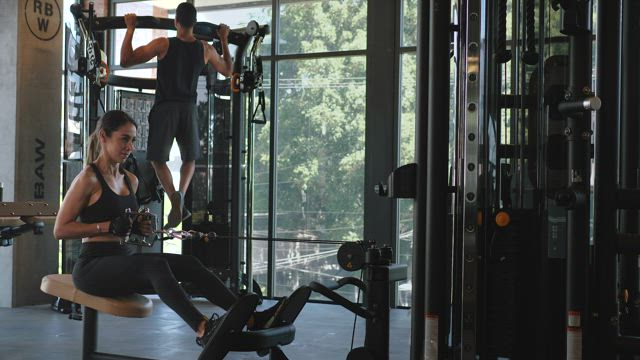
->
[112, 1, 179, 67]
[275, 56, 366, 242]
[274, 241, 361, 299]
[278, 0, 367, 54]
[397, 51, 416, 307]
[266, 0, 368, 297]
[197, 3, 272, 56]
[402, 0, 417, 47]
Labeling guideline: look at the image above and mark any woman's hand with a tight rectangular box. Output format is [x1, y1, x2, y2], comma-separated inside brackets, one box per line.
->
[109, 214, 133, 237]
[132, 215, 154, 236]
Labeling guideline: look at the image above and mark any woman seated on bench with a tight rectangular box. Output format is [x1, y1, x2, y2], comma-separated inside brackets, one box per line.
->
[54, 110, 282, 349]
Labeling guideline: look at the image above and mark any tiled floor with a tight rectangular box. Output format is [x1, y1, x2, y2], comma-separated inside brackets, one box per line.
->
[0, 297, 411, 360]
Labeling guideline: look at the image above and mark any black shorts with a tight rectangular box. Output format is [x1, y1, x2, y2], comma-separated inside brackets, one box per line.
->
[146, 101, 201, 162]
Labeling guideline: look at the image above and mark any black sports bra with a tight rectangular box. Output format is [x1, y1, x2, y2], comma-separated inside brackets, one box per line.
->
[79, 163, 138, 224]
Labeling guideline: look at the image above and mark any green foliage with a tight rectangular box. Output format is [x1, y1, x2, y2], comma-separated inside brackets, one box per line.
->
[252, 0, 369, 240]
[278, 0, 367, 54]
[399, 54, 417, 166]
[402, 0, 418, 46]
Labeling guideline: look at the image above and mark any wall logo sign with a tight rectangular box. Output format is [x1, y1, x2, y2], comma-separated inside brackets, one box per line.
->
[25, 0, 61, 41]
[34, 138, 45, 199]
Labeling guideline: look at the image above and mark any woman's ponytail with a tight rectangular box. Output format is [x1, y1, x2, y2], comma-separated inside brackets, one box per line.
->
[85, 111, 137, 165]
[85, 128, 101, 165]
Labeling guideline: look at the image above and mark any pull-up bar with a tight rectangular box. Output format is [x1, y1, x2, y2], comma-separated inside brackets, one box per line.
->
[70, 4, 269, 46]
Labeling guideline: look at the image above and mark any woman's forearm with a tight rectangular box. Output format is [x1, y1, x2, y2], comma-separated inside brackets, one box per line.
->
[54, 220, 110, 239]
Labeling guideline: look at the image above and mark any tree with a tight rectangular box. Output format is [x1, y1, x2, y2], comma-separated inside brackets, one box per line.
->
[253, 0, 368, 241]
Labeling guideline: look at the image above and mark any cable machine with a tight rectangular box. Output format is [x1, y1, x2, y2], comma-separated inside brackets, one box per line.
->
[380, 0, 640, 358]
[66, 3, 269, 299]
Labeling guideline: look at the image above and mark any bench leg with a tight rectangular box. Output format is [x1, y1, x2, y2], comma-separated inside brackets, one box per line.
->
[82, 307, 155, 360]
[269, 346, 289, 360]
[83, 307, 98, 360]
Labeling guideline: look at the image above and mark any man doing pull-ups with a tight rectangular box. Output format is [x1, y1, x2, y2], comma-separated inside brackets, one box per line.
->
[120, 2, 232, 228]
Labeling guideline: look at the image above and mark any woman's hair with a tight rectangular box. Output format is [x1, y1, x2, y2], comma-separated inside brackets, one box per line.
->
[86, 110, 137, 164]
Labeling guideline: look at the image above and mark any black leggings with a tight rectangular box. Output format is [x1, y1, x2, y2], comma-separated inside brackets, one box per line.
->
[73, 245, 237, 332]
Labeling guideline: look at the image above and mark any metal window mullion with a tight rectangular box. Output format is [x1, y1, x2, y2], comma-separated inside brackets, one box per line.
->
[194, 1, 272, 12]
[399, 46, 417, 53]
[391, 0, 402, 308]
[261, 49, 367, 62]
[266, 0, 280, 299]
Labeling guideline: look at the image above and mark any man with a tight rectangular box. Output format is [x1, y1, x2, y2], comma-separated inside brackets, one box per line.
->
[120, 2, 232, 228]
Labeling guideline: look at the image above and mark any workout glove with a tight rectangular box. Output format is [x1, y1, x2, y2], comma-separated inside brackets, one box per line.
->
[109, 214, 133, 236]
[132, 214, 154, 236]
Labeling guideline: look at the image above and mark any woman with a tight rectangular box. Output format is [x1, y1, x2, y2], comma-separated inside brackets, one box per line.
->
[54, 110, 279, 348]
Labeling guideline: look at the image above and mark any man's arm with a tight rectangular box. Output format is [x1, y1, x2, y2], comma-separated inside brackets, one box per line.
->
[120, 13, 168, 68]
[205, 23, 233, 77]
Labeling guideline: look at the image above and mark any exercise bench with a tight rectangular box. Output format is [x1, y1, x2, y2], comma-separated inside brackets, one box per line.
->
[41, 274, 310, 360]
[41, 274, 153, 360]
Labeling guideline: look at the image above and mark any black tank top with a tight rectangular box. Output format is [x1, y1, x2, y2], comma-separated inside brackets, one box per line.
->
[155, 37, 205, 103]
[79, 164, 138, 224]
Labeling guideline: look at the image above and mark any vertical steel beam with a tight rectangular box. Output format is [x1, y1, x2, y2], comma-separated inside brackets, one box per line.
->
[423, 0, 451, 358]
[594, 0, 622, 358]
[267, 0, 280, 298]
[619, 0, 640, 338]
[459, 0, 482, 358]
[559, 2, 594, 359]
[231, 43, 249, 293]
[364, 0, 399, 269]
[410, 0, 429, 357]
[565, 34, 593, 360]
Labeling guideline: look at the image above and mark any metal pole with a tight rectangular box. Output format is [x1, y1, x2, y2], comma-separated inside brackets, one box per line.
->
[594, 0, 622, 358]
[424, 0, 451, 358]
[410, 0, 429, 357]
[560, 2, 593, 359]
[619, 0, 640, 338]
[267, 0, 280, 298]
[459, 0, 481, 358]
[246, 96, 254, 294]
[231, 44, 248, 294]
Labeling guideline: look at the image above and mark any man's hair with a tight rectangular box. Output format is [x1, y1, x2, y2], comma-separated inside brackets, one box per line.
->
[176, 2, 197, 28]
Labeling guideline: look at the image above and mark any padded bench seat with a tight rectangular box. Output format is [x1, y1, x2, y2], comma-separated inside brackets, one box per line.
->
[41, 274, 154, 360]
[41, 274, 152, 318]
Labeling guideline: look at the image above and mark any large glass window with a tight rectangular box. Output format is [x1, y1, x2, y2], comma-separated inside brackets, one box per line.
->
[269, 0, 367, 297]
[112, 1, 179, 66]
[402, 0, 417, 47]
[197, 3, 272, 56]
[253, 60, 272, 236]
[278, 0, 367, 54]
[275, 56, 366, 242]
[107, 0, 371, 301]
[274, 241, 361, 299]
[397, 52, 416, 307]
[252, 61, 271, 295]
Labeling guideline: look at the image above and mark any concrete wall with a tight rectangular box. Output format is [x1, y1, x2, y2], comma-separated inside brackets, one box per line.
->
[0, 0, 19, 202]
[0, 0, 62, 307]
[0, 0, 19, 308]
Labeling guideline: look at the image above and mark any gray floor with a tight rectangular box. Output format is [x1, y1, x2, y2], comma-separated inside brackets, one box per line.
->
[0, 297, 410, 360]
